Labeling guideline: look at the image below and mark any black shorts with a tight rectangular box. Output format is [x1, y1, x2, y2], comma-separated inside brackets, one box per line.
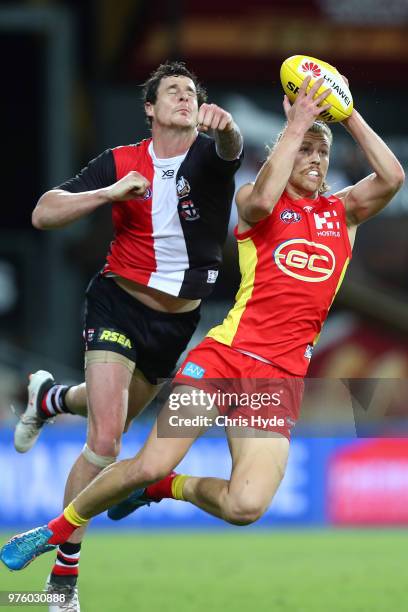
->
[83, 274, 201, 384]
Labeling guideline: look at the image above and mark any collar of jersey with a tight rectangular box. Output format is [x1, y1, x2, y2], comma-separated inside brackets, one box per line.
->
[148, 141, 188, 167]
[283, 191, 330, 211]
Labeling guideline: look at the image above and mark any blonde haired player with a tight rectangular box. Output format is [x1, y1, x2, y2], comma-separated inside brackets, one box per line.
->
[2, 74, 404, 567]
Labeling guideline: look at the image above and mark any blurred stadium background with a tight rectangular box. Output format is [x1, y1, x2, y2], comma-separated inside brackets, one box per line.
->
[1, 0, 408, 609]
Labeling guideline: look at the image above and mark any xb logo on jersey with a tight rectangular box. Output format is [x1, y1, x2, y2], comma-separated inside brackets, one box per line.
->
[274, 239, 336, 282]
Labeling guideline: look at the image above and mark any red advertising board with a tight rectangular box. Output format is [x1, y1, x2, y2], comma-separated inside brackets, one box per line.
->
[328, 439, 408, 524]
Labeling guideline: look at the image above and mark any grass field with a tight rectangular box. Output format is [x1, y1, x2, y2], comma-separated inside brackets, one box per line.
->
[0, 529, 406, 611]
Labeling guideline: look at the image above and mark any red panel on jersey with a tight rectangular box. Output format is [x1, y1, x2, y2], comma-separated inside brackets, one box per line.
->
[105, 140, 156, 285]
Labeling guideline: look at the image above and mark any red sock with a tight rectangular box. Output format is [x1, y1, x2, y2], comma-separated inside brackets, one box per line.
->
[145, 472, 178, 501]
[47, 514, 78, 545]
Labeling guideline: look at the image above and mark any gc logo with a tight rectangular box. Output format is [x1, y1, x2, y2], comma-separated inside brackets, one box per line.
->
[274, 239, 335, 282]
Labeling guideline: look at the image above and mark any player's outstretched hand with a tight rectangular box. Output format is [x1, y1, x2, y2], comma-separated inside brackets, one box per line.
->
[283, 76, 332, 131]
[197, 103, 234, 133]
[105, 171, 150, 202]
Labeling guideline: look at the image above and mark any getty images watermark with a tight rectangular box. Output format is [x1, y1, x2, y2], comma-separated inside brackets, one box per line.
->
[166, 388, 285, 430]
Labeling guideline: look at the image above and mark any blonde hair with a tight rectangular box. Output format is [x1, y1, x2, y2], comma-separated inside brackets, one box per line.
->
[271, 121, 333, 194]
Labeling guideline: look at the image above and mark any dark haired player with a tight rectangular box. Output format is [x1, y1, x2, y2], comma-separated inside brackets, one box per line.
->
[12, 61, 242, 610]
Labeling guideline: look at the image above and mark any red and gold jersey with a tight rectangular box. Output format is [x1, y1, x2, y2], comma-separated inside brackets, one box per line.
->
[207, 191, 352, 376]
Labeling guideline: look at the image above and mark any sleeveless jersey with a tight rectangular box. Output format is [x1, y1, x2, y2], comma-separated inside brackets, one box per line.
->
[207, 191, 352, 376]
[57, 134, 241, 299]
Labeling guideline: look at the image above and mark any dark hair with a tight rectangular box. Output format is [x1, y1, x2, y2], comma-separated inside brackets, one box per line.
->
[142, 61, 208, 126]
[271, 121, 333, 194]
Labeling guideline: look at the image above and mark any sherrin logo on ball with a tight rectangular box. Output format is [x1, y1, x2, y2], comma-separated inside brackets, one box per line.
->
[280, 55, 353, 123]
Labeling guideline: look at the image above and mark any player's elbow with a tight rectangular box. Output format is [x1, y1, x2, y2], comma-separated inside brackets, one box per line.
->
[244, 195, 273, 223]
[32, 205, 46, 230]
[32, 192, 55, 230]
[385, 162, 405, 194]
[392, 164, 405, 191]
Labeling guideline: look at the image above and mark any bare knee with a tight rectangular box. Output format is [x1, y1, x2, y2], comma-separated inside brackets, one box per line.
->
[126, 457, 170, 488]
[224, 496, 267, 526]
[88, 431, 122, 458]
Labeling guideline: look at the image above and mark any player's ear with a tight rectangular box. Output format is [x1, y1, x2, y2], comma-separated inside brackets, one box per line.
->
[145, 102, 154, 120]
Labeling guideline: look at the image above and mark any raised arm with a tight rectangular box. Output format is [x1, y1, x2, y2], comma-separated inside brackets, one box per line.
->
[335, 110, 405, 226]
[197, 103, 243, 160]
[237, 77, 331, 224]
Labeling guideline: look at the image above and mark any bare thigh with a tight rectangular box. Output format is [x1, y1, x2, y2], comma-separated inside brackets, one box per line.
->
[85, 359, 133, 455]
[124, 368, 162, 431]
[226, 427, 290, 515]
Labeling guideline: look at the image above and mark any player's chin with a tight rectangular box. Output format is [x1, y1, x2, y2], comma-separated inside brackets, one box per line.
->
[173, 115, 195, 128]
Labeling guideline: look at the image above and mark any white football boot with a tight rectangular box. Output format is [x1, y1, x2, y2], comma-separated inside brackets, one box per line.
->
[14, 370, 55, 453]
[45, 576, 80, 612]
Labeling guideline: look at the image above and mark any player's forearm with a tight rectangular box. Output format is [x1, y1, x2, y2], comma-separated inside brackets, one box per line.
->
[32, 188, 111, 230]
[251, 125, 305, 210]
[343, 110, 405, 191]
[214, 121, 243, 160]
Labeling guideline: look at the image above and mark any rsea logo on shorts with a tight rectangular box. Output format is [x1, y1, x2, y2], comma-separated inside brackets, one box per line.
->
[274, 238, 335, 283]
[98, 329, 132, 349]
[182, 361, 206, 379]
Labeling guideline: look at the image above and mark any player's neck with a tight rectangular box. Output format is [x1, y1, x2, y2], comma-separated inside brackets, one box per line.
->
[151, 125, 198, 158]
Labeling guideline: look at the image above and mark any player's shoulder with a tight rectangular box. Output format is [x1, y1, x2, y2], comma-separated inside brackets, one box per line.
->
[109, 139, 152, 177]
[190, 132, 215, 153]
[320, 192, 346, 209]
[112, 138, 152, 156]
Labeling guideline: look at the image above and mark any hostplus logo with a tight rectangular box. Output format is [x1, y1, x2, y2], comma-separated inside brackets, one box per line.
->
[313, 210, 341, 237]
[301, 62, 321, 78]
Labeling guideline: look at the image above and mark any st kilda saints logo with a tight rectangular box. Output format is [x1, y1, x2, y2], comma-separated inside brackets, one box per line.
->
[179, 199, 200, 221]
[176, 176, 191, 198]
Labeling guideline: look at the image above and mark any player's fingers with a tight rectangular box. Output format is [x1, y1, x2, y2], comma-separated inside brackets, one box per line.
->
[298, 75, 311, 95]
[217, 115, 231, 131]
[283, 95, 292, 117]
[309, 77, 325, 98]
[318, 103, 332, 115]
[315, 88, 332, 105]
[200, 106, 215, 129]
[214, 109, 232, 131]
[197, 103, 210, 126]
[340, 74, 349, 87]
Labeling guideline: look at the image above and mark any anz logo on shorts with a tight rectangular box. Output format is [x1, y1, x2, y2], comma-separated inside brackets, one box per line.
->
[182, 361, 206, 379]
